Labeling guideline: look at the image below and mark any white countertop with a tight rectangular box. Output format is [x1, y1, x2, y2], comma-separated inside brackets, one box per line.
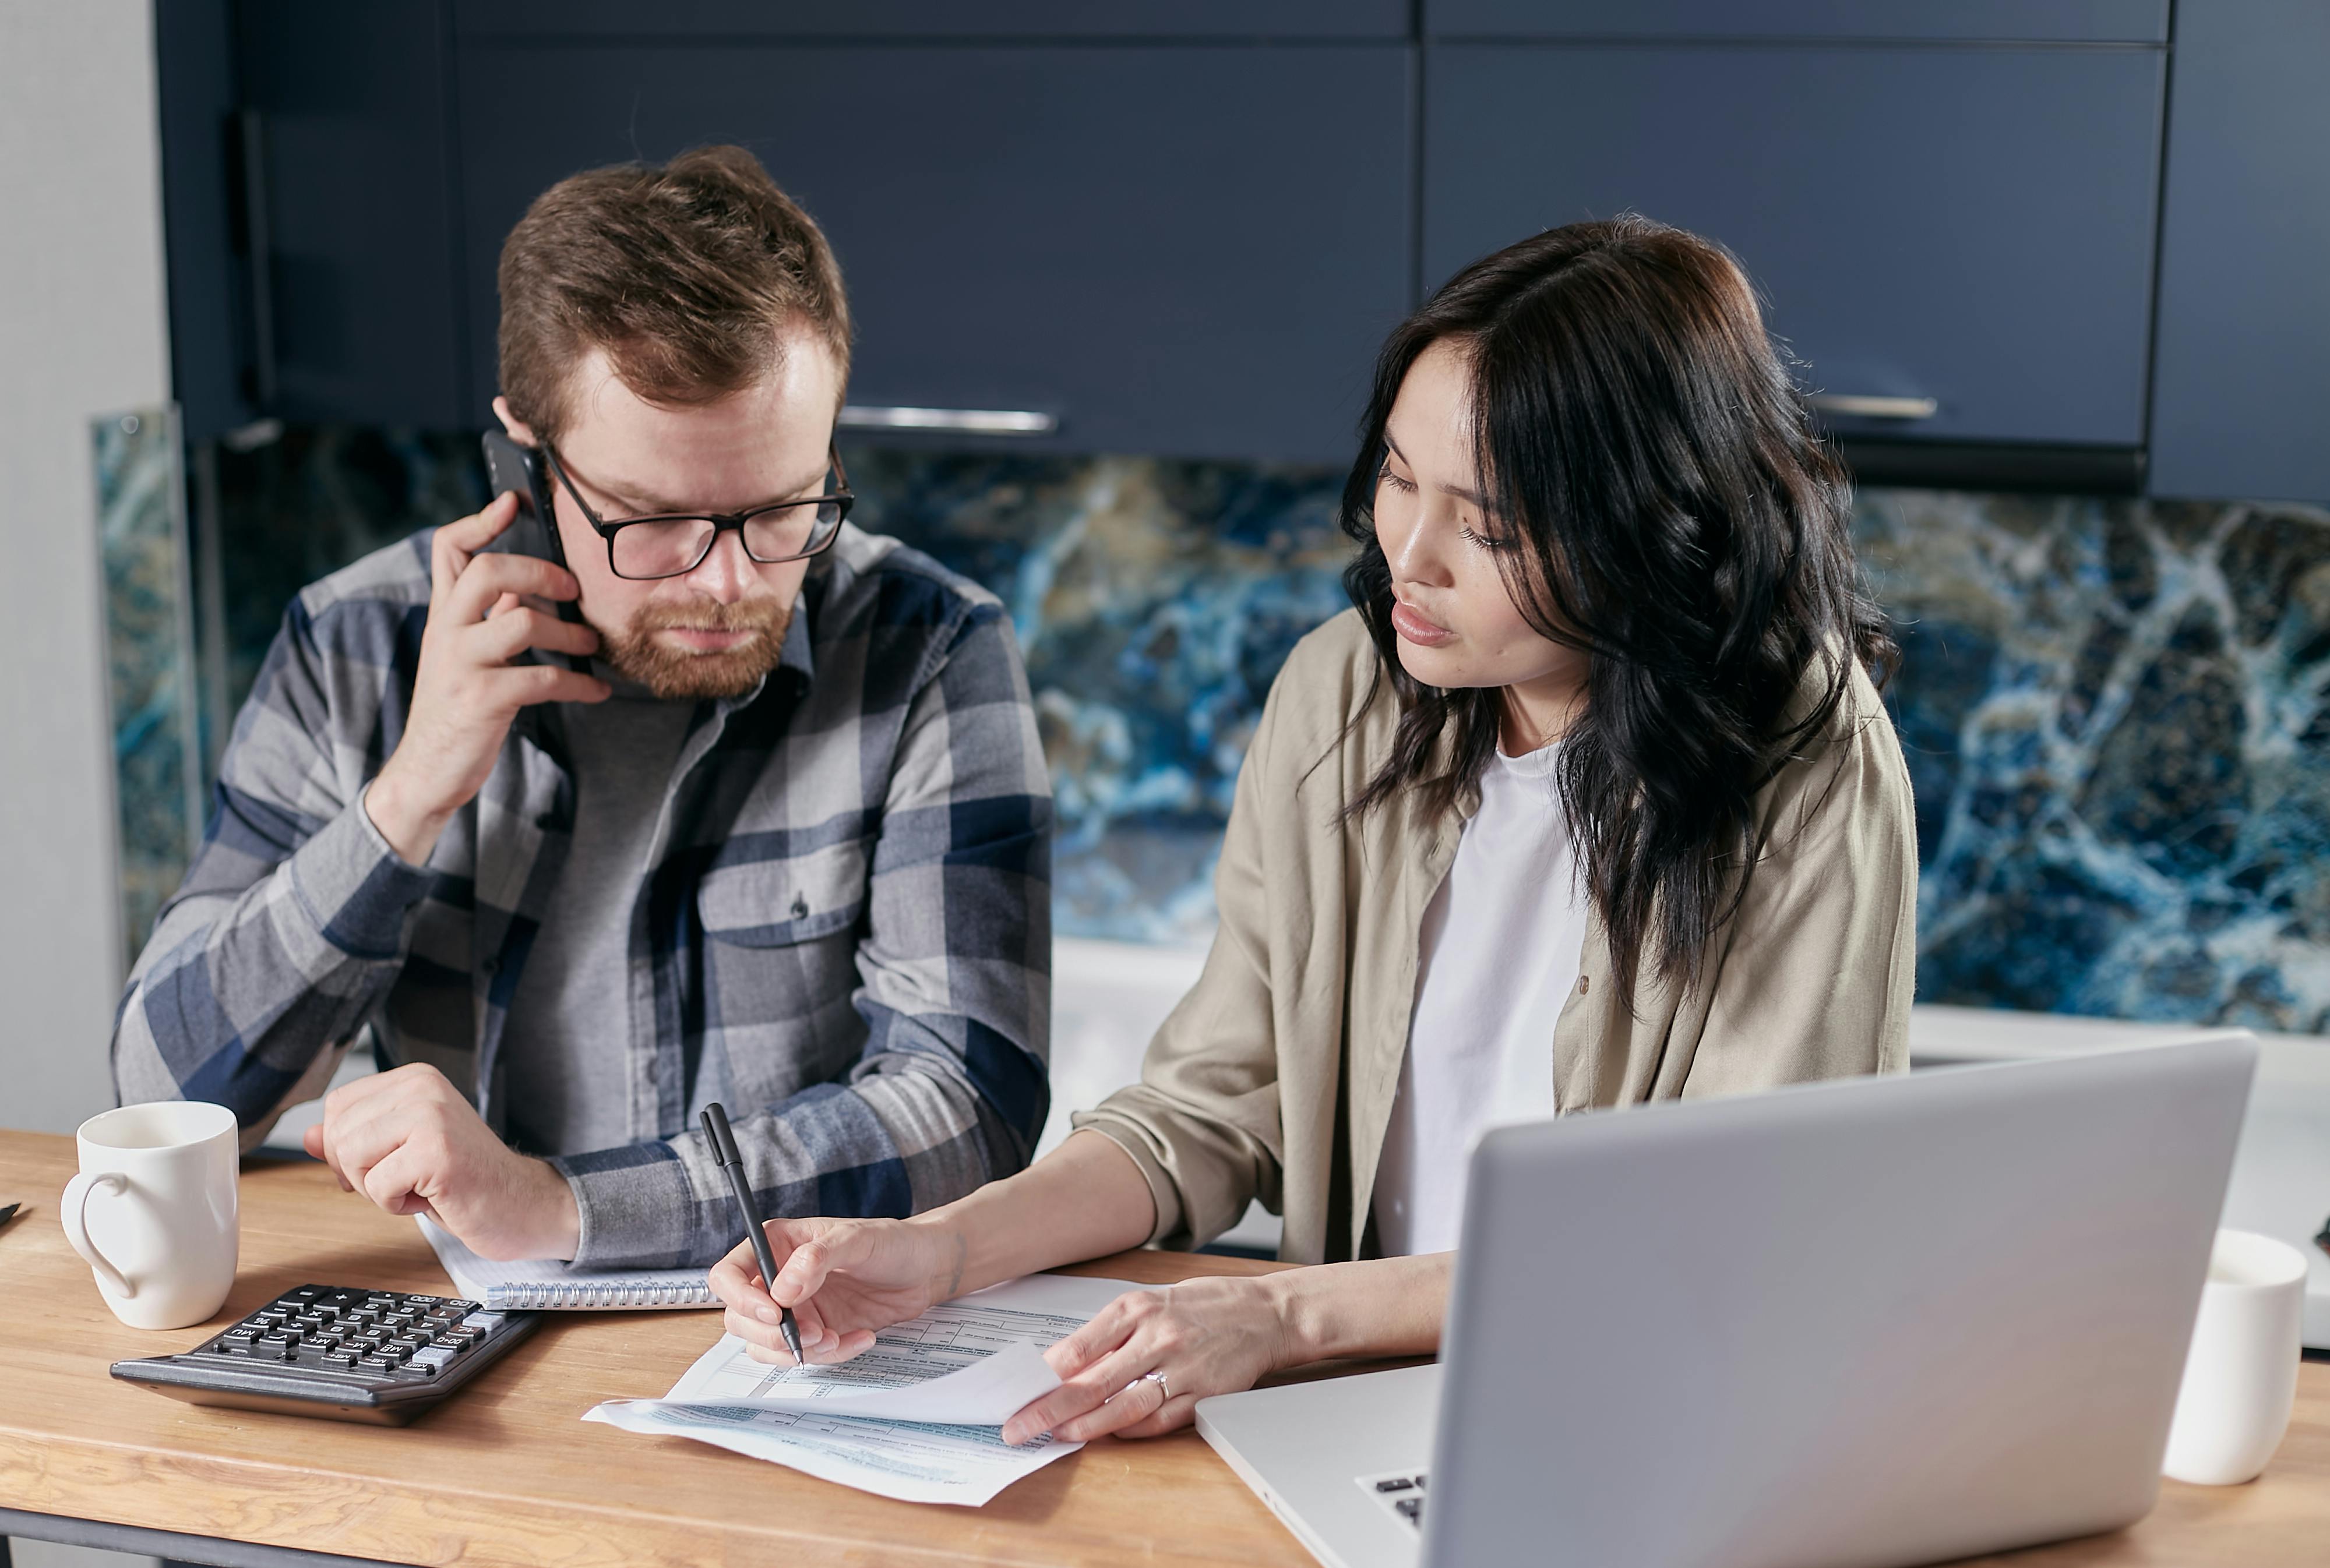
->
[1053, 943, 2330, 1339]
[1911, 1005, 2330, 1347]
[271, 939, 2330, 1345]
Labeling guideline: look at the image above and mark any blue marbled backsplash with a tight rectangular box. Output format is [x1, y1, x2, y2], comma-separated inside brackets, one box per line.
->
[1860, 490, 2330, 1033]
[161, 430, 2330, 1032]
[841, 450, 1353, 941]
[96, 407, 202, 969]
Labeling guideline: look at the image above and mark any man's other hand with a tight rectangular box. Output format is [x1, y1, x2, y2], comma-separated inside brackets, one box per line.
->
[302, 1062, 581, 1262]
[365, 490, 609, 866]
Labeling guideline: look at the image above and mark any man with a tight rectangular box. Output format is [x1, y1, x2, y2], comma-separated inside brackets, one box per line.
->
[112, 146, 1053, 1269]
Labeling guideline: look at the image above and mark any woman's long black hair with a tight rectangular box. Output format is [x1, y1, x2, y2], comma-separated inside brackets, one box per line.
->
[1340, 216, 1894, 1007]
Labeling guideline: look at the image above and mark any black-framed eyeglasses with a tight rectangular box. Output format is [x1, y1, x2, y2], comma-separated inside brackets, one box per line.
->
[542, 444, 854, 581]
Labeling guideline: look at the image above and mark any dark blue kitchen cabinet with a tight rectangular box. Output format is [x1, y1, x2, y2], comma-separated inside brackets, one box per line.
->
[455, 42, 1412, 462]
[2148, 0, 2330, 504]
[1424, 1, 2167, 43]
[158, 2, 2328, 500]
[1425, 43, 2165, 451]
[154, 0, 246, 443]
[158, 1, 468, 439]
[234, 3, 467, 430]
[455, 1, 1408, 38]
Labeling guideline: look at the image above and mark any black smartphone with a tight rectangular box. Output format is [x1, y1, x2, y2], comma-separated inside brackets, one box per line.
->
[479, 429, 591, 675]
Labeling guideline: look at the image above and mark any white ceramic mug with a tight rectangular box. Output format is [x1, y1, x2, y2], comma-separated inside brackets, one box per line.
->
[61, 1100, 240, 1330]
[2161, 1228, 2308, 1486]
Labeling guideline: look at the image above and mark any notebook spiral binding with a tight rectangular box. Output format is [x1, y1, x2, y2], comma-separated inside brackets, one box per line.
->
[490, 1277, 716, 1309]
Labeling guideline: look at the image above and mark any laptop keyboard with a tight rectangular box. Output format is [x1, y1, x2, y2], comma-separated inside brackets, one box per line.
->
[1358, 1467, 1430, 1531]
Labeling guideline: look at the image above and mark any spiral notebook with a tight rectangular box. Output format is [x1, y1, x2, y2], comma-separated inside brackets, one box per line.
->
[417, 1216, 718, 1310]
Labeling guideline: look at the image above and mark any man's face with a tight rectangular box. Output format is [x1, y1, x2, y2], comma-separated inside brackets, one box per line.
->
[494, 331, 844, 700]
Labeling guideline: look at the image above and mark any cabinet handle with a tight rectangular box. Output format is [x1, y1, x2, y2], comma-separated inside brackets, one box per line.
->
[837, 405, 1058, 436]
[1807, 394, 1938, 421]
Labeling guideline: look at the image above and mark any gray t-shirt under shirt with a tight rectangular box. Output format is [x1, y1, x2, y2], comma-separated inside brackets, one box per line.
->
[500, 684, 696, 1157]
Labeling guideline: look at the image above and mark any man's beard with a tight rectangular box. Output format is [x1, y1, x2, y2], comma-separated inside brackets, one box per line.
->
[591, 598, 792, 700]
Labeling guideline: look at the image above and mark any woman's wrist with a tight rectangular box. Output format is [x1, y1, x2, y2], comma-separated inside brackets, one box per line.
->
[1263, 1266, 1333, 1368]
[901, 1212, 974, 1303]
[1263, 1255, 1453, 1369]
[1266, 1262, 1379, 1366]
[918, 1131, 1159, 1301]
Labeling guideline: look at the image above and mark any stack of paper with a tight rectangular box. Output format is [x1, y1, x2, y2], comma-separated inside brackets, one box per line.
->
[585, 1272, 1148, 1505]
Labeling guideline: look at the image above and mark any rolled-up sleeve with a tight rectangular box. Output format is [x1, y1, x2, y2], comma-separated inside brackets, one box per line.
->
[1071, 658, 1294, 1252]
[113, 602, 431, 1136]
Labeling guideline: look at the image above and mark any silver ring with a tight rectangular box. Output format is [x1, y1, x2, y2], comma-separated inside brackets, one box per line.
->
[1141, 1369, 1171, 1401]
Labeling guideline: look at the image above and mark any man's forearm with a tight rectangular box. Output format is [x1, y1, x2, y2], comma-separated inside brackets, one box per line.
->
[114, 794, 430, 1126]
[362, 770, 456, 870]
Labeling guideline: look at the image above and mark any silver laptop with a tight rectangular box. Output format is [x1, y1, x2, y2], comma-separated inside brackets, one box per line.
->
[1196, 1034, 2258, 1568]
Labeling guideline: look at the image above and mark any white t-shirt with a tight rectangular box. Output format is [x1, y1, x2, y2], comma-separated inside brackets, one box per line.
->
[1371, 740, 1589, 1257]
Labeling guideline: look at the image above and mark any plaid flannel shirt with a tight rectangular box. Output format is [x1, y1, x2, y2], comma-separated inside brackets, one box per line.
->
[112, 522, 1053, 1267]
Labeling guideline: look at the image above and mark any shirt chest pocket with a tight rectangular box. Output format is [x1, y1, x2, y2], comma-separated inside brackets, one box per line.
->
[695, 839, 870, 947]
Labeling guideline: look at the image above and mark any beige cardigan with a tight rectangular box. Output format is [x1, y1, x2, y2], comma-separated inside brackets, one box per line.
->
[1073, 609, 1918, 1263]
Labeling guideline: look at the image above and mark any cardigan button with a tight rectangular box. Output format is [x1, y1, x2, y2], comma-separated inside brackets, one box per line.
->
[1577, 974, 1591, 995]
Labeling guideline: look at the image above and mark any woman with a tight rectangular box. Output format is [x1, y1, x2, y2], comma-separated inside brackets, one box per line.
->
[709, 217, 1916, 1447]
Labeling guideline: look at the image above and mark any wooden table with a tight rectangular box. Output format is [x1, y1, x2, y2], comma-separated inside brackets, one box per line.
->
[2, 1129, 2325, 1567]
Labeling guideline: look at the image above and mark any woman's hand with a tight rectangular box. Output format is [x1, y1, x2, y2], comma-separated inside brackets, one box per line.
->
[1000, 1274, 1294, 1446]
[703, 1132, 1165, 1372]
[707, 1215, 968, 1365]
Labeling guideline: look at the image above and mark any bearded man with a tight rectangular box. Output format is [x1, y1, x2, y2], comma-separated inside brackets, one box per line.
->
[112, 146, 1054, 1270]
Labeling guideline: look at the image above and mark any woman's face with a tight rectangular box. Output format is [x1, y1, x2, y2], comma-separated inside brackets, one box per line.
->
[1373, 340, 1587, 738]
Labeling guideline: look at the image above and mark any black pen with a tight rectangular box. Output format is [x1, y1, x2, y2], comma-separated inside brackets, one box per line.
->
[700, 1101, 803, 1367]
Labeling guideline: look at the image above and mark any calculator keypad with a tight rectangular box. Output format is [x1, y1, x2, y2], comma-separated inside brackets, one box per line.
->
[192, 1286, 485, 1382]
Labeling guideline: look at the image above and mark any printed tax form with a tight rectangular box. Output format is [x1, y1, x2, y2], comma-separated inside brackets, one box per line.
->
[584, 1272, 1148, 1505]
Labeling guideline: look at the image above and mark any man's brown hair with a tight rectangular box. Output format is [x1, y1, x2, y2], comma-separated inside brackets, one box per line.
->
[497, 144, 852, 441]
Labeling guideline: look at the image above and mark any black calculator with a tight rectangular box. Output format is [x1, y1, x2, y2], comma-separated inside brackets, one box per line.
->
[111, 1284, 540, 1425]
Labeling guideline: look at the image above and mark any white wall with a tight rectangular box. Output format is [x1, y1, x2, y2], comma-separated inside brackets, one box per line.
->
[0, 0, 172, 1136]
[0, 17, 173, 1568]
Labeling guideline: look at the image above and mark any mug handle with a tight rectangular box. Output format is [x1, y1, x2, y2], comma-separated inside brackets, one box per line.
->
[62, 1171, 136, 1298]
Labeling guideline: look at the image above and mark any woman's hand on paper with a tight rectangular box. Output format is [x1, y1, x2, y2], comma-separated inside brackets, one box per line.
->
[1000, 1253, 1455, 1446]
[710, 1215, 965, 1365]
[999, 1275, 1295, 1446]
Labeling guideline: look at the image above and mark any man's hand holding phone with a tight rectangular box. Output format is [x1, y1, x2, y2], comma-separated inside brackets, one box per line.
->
[365, 491, 609, 866]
